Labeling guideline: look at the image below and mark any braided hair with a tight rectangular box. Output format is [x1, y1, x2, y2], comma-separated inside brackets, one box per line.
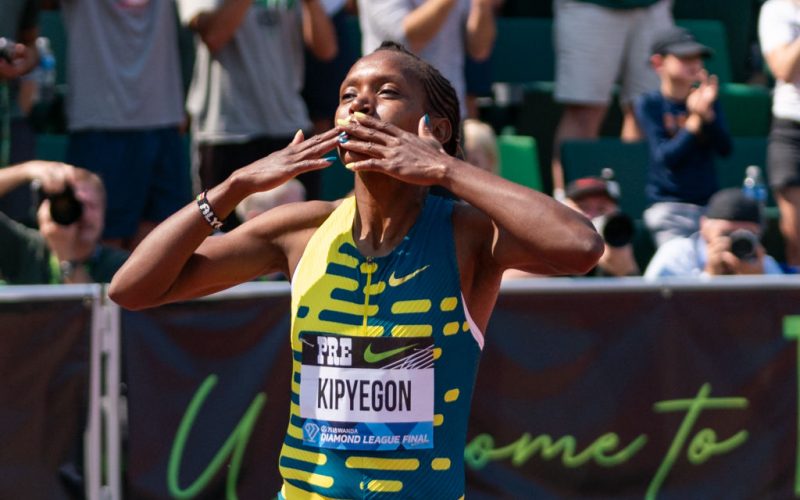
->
[373, 41, 461, 157]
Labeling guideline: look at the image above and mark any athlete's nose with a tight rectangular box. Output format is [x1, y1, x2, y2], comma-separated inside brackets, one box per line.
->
[349, 93, 373, 117]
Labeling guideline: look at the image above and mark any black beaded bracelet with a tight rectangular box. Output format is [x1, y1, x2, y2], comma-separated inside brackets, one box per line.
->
[196, 190, 224, 230]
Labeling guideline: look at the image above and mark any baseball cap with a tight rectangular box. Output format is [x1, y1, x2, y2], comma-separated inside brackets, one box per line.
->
[565, 177, 619, 202]
[705, 188, 762, 225]
[651, 26, 713, 58]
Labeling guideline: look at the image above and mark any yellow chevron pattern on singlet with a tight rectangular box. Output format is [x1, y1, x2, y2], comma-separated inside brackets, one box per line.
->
[279, 195, 482, 499]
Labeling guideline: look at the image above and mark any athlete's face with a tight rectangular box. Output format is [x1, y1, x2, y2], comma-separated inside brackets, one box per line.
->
[336, 51, 427, 165]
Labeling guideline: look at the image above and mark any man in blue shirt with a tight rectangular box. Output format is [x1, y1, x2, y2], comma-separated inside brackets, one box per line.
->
[645, 188, 783, 278]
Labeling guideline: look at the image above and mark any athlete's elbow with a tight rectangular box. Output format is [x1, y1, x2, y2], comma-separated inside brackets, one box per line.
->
[567, 229, 604, 274]
[108, 276, 157, 311]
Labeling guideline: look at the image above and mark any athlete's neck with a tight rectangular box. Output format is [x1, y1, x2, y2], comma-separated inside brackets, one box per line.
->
[352, 174, 428, 258]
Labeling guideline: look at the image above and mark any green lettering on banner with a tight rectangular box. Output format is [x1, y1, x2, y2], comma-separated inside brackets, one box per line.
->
[783, 315, 800, 497]
[167, 375, 267, 500]
[464, 431, 647, 470]
[647, 383, 748, 500]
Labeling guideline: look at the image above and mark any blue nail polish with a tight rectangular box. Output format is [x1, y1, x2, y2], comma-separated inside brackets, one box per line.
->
[323, 156, 338, 163]
[338, 132, 349, 143]
[424, 113, 431, 126]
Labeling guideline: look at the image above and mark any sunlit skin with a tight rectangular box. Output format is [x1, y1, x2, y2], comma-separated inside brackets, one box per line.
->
[564, 193, 639, 276]
[564, 194, 617, 220]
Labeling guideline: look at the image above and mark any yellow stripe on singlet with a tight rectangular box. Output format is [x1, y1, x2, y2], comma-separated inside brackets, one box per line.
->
[431, 458, 452, 470]
[287, 422, 303, 440]
[390, 324, 433, 337]
[282, 445, 328, 465]
[281, 481, 346, 500]
[366, 479, 404, 493]
[344, 457, 420, 471]
[390, 299, 432, 314]
[280, 466, 335, 488]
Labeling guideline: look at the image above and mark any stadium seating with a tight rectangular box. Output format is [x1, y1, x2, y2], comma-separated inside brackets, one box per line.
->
[497, 134, 543, 191]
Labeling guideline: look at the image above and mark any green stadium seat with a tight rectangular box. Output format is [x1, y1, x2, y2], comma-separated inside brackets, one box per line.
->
[716, 137, 773, 203]
[38, 11, 68, 87]
[674, 0, 755, 82]
[560, 139, 649, 218]
[675, 19, 733, 83]
[497, 134, 542, 191]
[719, 83, 772, 137]
[35, 134, 68, 162]
[491, 17, 554, 84]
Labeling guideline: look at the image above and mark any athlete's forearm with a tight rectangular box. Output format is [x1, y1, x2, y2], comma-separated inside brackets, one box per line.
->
[108, 178, 248, 310]
[439, 158, 603, 274]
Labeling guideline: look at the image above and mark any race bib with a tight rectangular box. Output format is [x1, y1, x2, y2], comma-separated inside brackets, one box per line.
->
[299, 334, 434, 451]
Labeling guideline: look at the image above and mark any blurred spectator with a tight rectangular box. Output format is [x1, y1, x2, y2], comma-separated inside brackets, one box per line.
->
[0, 160, 128, 284]
[52, 0, 190, 252]
[644, 188, 783, 278]
[636, 26, 732, 247]
[0, 0, 40, 226]
[565, 175, 639, 276]
[759, 0, 800, 267]
[551, 0, 673, 198]
[303, 0, 360, 136]
[356, 0, 496, 119]
[235, 180, 307, 223]
[178, 0, 337, 227]
[462, 118, 498, 174]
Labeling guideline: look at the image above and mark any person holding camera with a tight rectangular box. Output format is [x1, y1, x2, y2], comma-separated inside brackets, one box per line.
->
[644, 188, 784, 278]
[0, 160, 128, 285]
[564, 176, 640, 277]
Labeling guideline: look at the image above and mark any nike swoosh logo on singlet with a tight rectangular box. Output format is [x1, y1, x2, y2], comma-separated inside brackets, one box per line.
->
[364, 343, 417, 363]
[388, 265, 430, 287]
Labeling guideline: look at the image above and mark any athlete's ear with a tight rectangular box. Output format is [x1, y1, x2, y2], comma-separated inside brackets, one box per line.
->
[418, 114, 451, 149]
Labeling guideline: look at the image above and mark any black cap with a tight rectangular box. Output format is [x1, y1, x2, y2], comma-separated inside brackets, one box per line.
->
[705, 188, 762, 225]
[565, 177, 619, 202]
[651, 26, 713, 58]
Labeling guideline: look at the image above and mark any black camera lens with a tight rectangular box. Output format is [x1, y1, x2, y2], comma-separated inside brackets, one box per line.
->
[44, 186, 83, 226]
[728, 229, 759, 261]
[0, 38, 16, 63]
[594, 212, 635, 248]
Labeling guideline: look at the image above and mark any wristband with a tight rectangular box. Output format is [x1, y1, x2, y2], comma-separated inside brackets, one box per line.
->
[196, 190, 224, 230]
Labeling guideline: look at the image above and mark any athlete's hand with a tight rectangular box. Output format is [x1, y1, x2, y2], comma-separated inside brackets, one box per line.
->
[337, 112, 452, 186]
[228, 127, 341, 195]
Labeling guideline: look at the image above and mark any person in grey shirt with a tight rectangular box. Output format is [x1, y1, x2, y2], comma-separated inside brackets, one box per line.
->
[53, 0, 190, 251]
[178, 0, 337, 224]
[357, 0, 496, 119]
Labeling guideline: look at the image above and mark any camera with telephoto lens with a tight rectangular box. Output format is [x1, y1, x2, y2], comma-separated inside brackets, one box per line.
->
[728, 229, 759, 261]
[592, 211, 635, 248]
[40, 185, 83, 226]
[0, 38, 16, 64]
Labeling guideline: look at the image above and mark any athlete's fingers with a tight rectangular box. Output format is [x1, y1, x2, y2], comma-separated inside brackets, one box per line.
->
[292, 133, 342, 160]
[294, 158, 338, 174]
[338, 138, 388, 158]
[290, 129, 305, 146]
[337, 113, 397, 145]
[344, 157, 387, 172]
[417, 114, 433, 139]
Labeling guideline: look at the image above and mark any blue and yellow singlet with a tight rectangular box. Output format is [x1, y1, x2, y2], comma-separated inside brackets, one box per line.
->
[279, 194, 484, 499]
